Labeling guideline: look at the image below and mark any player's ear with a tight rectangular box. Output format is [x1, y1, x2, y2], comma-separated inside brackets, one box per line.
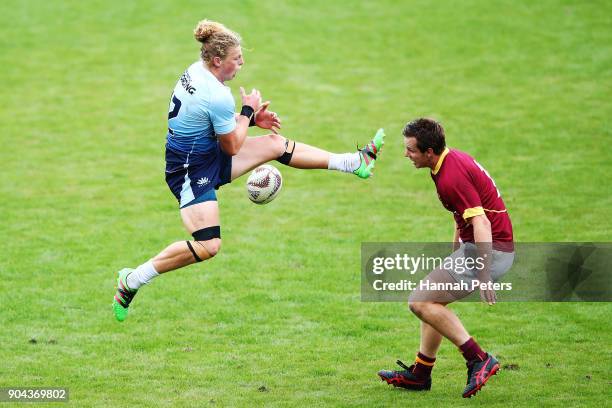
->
[212, 56, 222, 67]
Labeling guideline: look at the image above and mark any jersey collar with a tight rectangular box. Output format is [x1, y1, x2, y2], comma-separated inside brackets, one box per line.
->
[431, 148, 450, 175]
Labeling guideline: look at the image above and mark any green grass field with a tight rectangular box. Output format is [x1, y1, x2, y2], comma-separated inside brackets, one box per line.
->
[1, 0, 611, 406]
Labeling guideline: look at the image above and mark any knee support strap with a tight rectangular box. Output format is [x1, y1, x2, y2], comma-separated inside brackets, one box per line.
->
[276, 138, 296, 165]
[192, 226, 221, 241]
[187, 226, 221, 263]
[186, 241, 203, 262]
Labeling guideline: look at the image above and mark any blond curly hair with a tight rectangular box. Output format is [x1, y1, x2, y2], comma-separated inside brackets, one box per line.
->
[194, 20, 241, 65]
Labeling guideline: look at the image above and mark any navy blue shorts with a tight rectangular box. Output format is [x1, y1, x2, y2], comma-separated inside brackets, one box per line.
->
[165, 144, 232, 208]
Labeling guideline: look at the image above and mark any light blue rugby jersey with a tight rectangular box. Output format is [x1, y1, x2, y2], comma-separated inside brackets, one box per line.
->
[166, 61, 236, 154]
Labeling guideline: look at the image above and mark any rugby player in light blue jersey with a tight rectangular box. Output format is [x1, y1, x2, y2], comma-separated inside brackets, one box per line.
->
[113, 19, 386, 322]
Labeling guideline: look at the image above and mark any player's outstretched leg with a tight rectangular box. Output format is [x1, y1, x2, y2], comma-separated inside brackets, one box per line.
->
[229, 128, 386, 180]
[113, 268, 139, 322]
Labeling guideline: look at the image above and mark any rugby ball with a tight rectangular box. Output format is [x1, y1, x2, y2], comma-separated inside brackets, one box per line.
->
[246, 164, 283, 204]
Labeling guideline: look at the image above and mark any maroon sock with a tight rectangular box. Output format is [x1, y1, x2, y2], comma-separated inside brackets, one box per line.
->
[459, 337, 487, 362]
[412, 352, 436, 379]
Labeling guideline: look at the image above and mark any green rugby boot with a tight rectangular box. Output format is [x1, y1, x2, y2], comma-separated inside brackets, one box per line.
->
[113, 268, 138, 322]
[354, 128, 385, 179]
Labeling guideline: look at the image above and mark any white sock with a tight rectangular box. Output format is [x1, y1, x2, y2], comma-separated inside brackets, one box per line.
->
[328, 152, 361, 173]
[126, 260, 159, 290]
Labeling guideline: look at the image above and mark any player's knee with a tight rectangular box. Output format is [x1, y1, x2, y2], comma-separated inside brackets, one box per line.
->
[199, 238, 221, 258]
[267, 133, 286, 157]
[271, 134, 296, 165]
[408, 301, 427, 317]
[188, 226, 222, 262]
[207, 238, 222, 257]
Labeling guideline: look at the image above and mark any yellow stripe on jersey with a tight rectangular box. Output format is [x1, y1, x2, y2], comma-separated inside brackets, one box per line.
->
[463, 206, 485, 220]
[484, 208, 507, 213]
[431, 148, 450, 175]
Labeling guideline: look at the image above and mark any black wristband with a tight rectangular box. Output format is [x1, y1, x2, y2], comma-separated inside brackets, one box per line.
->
[240, 105, 255, 127]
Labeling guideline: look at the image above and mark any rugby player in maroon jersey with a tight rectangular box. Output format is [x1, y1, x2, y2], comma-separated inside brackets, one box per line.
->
[378, 118, 514, 398]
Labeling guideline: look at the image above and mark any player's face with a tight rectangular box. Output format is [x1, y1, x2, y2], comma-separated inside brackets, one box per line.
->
[404, 137, 429, 168]
[219, 46, 244, 82]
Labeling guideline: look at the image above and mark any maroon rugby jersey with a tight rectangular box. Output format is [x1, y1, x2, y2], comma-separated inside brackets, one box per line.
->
[431, 148, 513, 250]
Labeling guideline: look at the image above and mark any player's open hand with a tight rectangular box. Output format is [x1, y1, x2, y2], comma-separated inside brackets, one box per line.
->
[480, 285, 497, 306]
[240, 87, 262, 111]
[254, 101, 282, 134]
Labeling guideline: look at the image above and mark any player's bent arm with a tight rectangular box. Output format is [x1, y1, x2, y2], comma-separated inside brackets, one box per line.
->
[220, 87, 262, 155]
[470, 215, 492, 243]
[469, 214, 496, 304]
[470, 214, 493, 279]
[219, 116, 251, 156]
